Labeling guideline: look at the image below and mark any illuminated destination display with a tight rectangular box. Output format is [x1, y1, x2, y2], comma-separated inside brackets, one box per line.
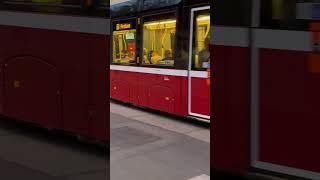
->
[116, 23, 131, 30]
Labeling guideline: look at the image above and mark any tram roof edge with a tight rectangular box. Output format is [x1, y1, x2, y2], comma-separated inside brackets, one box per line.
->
[110, 0, 183, 18]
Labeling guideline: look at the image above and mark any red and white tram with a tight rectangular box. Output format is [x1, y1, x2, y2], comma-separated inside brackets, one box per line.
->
[0, 0, 110, 142]
[110, 0, 211, 122]
[212, 0, 320, 179]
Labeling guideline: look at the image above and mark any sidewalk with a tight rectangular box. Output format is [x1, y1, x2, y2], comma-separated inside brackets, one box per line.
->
[110, 101, 210, 180]
[0, 119, 107, 180]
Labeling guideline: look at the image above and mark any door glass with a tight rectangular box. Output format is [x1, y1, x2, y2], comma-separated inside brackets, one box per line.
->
[112, 21, 137, 65]
[192, 10, 210, 70]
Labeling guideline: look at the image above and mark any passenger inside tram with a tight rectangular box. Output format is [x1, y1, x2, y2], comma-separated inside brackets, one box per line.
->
[193, 13, 210, 69]
[163, 49, 173, 60]
[143, 48, 149, 64]
[150, 51, 162, 64]
[143, 17, 176, 66]
[198, 37, 210, 68]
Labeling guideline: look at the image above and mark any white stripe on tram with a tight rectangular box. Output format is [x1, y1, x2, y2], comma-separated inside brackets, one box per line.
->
[211, 26, 249, 47]
[111, 65, 209, 78]
[111, 65, 188, 77]
[211, 26, 312, 52]
[0, 11, 110, 35]
[190, 71, 208, 78]
[253, 29, 312, 52]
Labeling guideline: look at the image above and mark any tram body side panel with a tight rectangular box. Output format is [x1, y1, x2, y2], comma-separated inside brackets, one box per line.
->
[257, 47, 320, 173]
[139, 72, 186, 116]
[110, 70, 139, 104]
[212, 45, 250, 175]
[110, 69, 188, 117]
[0, 25, 106, 140]
[190, 75, 210, 116]
[4, 55, 60, 128]
[88, 34, 109, 141]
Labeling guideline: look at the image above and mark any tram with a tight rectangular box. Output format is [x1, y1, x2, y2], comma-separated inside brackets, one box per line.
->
[110, 0, 211, 122]
[212, 0, 320, 179]
[0, 0, 110, 142]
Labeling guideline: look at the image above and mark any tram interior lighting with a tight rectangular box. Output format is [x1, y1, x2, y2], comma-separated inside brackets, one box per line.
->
[144, 20, 177, 26]
[144, 20, 176, 30]
[197, 16, 210, 21]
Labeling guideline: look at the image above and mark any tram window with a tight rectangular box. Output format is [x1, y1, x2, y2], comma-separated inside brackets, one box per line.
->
[260, 0, 315, 30]
[112, 21, 137, 65]
[213, 0, 251, 26]
[192, 11, 210, 70]
[142, 15, 176, 66]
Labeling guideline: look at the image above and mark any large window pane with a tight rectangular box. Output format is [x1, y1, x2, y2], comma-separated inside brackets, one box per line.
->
[142, 16, 176, 66]
[192, 11, 210, 70]
[260, 0, 320, 30]
[213, 0, 251, 26]
[113, 21, 137, 65]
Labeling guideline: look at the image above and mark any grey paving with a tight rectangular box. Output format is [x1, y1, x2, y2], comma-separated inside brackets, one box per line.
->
[0, 119, 108, 180]
[0, 101, 209, 180]
[0, 158, 62, 180]
[111, 126, 161, 150]
[110, 105, 210, 180]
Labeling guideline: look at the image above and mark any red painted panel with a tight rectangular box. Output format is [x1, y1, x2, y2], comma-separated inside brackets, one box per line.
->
[259, 49, 320, 172]
[111, 79, 131, 102]
[191, 77, 210, 116]
[88, 34, 109, 141]
[141, 73, 187, 116]
[110, 70, 139, 104]
[110, 70, 189, 117]
[212, 45, 250, 175]
[0, 25, 109, 141]
[137, 73, 159, 108]
[148, 85, 175, 113]
[180, 77, 189, 116]
[4, 56, 60, 128]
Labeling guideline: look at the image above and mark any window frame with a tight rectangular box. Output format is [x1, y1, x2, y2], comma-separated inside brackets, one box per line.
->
[111, 18, 139, 66]
[139, 10, 178, 69]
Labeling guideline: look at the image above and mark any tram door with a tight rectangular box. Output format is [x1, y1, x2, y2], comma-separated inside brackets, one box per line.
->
[188, 6, 211, 120]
